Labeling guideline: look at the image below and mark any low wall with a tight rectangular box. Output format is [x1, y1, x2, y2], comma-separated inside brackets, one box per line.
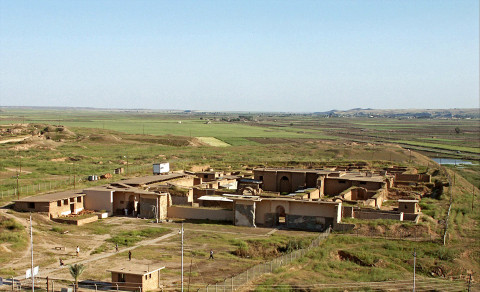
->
[395, 173, 431, 183]
[171, 195, 191, 206]
[286, 214, 330, 231]
[51, 215, 98, 226]
[333, 222, 355, 232]
[342, 206, 354, 218]
[168, 206, 233, 222]
[354, 209, 403, 221]
[403, 213, 421, 223]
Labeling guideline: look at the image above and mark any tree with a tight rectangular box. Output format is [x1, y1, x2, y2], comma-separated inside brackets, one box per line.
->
[69, 263, 86, 291]
[455, 127, 461, 134]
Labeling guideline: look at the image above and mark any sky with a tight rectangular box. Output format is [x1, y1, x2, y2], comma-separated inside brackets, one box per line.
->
[0, 0, 478, 112]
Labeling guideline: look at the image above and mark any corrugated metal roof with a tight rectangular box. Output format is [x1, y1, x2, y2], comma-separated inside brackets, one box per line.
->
[118, 173, 186, 186]
[14, 190, 85, 203]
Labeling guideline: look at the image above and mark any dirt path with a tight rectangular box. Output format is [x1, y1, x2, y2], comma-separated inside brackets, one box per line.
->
[0, 136, 30, 144]
[35, 230, 179, 279]
[0, 209, 33, 269]
[5, 168, 32, 174]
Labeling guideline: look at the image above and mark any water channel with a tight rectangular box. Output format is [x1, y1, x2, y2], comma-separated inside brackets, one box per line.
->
[431, 158, 474, 165]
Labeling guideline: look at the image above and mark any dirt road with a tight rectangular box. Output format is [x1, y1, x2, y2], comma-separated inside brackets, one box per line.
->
[0, 136, 30, 144]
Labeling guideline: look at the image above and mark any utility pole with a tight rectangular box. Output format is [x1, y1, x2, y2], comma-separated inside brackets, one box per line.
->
[73, 162, 76, 191]
[30, 214, 34, 292]
[180, 223, 184, 292]
[472, 186, 475, 212]
[17, 172, 20, 199]
[468, 273, 472, 292]
[413, 248, 416, 292]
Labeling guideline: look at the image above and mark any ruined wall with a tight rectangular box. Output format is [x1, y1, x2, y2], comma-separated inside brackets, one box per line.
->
[200, 200, 233, 210]
[234, 202, 256, 227]
[171, 195, 191, 206]
[288, 201, 336, 218]
[49, 199, 84, 218]
[324, 179, 353, 195]
[167, 206, 233, 222]
[342, 206, 354, 218]
[398, 202, 419, 214]
[254, 200, 271, 225]
[84, 189, 114, 215]
[286, 214, 330, 231]
[14, 201, 50, 214]
[354, 209, 404, 221]
[395, 173, 431, 183]
[254, 170, 277, 191]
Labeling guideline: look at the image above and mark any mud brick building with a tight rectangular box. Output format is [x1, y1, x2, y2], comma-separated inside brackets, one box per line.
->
[14, 190, 85, 218]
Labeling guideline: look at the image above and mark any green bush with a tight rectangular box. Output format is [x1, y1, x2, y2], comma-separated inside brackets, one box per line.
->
[51, 226, 65, 233]
[107, 227, 169, 246]
[0, 218, 24, 231]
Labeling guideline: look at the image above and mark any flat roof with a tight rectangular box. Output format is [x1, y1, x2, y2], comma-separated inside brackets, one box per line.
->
[84, 185, 167, 196]
[238, 178, 262, 183]
[253, 168, 333, 174]
[198, 196, 233, 202]
[14, 190, 85, 203]
[117, 173, 186, 186]
[259, 197, 340, 205]
[398, 199, 419, 203]
[326, 174, 385, 183]
[108, 266, 165, 276]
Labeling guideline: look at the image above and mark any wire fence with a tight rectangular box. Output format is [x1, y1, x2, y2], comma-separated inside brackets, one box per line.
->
[333, 226, 439, 243]
[196, 228, 331, 292]
[439, 164, 454, 246]
[4, 275, 475, 292]
[5, 277, 148, 292]
[0, 165, 151, 200]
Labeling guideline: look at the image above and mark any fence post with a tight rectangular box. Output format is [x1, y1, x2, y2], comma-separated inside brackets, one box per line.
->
[207, 284, 209, 292]
[215, 282, 217, 292]
[116, 283, 119, 292]
[223, 278, 226, 292]
[95, 284, 97, 292]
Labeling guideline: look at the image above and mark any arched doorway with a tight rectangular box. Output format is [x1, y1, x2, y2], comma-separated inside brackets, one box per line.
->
[275, 205, 286, 225]
[279, 176, 290, 194]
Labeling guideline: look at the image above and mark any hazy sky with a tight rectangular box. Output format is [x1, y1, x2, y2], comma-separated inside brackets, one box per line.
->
[1, 0, 478, 112]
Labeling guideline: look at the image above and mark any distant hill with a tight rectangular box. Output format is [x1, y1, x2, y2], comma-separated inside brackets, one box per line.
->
[314, 108, 479, 119]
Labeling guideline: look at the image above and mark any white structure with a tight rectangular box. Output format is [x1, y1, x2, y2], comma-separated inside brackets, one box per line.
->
[153, 163, 170, 175]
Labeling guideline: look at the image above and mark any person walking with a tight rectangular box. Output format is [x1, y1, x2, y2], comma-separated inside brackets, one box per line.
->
[209, 249, 214, 260]
[128, 250, 132, 261]
[115, 243, 119, 252]
[76, 246, 80, 257]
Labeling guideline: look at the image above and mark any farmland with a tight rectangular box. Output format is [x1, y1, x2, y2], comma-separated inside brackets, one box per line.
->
[0, 107, 479, 290]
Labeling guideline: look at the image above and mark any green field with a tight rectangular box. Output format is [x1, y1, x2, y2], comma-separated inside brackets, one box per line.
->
[0, 108, 479, 288]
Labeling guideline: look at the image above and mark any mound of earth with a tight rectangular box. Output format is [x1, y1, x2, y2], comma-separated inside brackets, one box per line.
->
[84, 134, 122, 143]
